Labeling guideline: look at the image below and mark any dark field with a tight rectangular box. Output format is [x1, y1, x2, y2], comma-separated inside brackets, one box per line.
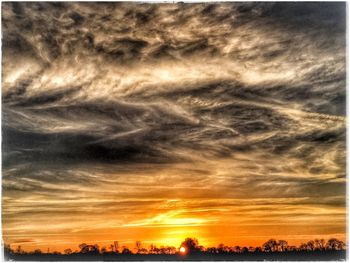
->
[5, 250, 346, 261]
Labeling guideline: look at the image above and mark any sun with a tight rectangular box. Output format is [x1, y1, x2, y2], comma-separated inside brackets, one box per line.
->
[179, 246, 186, 254]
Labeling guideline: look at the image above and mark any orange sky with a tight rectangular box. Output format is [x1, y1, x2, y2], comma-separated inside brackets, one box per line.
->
[3, 161, 346, 252]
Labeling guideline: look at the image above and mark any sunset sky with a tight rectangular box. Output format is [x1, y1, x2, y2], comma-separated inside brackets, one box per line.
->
[2, 2, 346, 252]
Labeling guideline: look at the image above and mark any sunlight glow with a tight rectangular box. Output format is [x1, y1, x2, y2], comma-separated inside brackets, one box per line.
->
[180, 246, 186, 254]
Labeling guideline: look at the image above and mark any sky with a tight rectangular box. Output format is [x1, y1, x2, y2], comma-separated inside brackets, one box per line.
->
[2, 2, 346, 252]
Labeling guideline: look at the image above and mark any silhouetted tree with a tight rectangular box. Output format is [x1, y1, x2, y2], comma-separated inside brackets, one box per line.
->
[288, 245, 297, 252]
[198, 245, 205, 252]
[233, 245, 241, 253]
[320, 239, 326, 250]
[241, 247, 248, 253]
[93, 244, 99, 253]
[64, 248, 72, 255]
[139, 247, 148, 254]
[15, 245, 23, 254]
[300, 243, 308, 251]
[149, 244, 156, 254]
[78, 243, 100, 254]
[159, 246, 166, 254]
[254, 247, 262, 253]
[79, 243, 88, 253]
[150, 244, 164, 254]
[135, 241, 142, 253]
[314, 239, 326, 251]
[307, 240, 315, 251]
[109, 244, 115, 253]
[326, 238, 345, 250]
[206, 247, 217, 253]
[114, 241, 119, 253]
[278, 240, 288, 251]
[217, 243, 226, 253]
[180, 238, 201, 254]
[33, 249, 42, 254]
[161, 246, 176, 254]
[263, 239, 278, 252]
[121, 246, 132, 254]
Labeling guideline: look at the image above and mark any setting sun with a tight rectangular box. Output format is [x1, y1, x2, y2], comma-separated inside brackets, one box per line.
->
[179, 247, 186, 254]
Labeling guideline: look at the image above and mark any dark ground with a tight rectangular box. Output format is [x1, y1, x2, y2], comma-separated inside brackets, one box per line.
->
[5, 250, 346, 261]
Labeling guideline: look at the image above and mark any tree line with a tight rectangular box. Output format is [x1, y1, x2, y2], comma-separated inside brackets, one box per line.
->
[5, 237, 346, 256]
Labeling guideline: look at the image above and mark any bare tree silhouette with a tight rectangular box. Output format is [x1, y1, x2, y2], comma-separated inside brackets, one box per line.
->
[180, 237, 201, 254]
[135, 241, 142, 254]
[114, 241, 119, 253]
[327, 238, 345, 250]
[263, 239, 278, 252]
[278, 240, 288, 252]
[315, 239, 326, 251]
[307, 240, 315, 251]
[109, 244, 115, 253]
[64, 248, 72, 255]
[15, 245, 23, 254]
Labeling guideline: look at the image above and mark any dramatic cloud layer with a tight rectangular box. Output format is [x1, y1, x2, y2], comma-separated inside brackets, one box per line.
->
[2, 2, 346, 251]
